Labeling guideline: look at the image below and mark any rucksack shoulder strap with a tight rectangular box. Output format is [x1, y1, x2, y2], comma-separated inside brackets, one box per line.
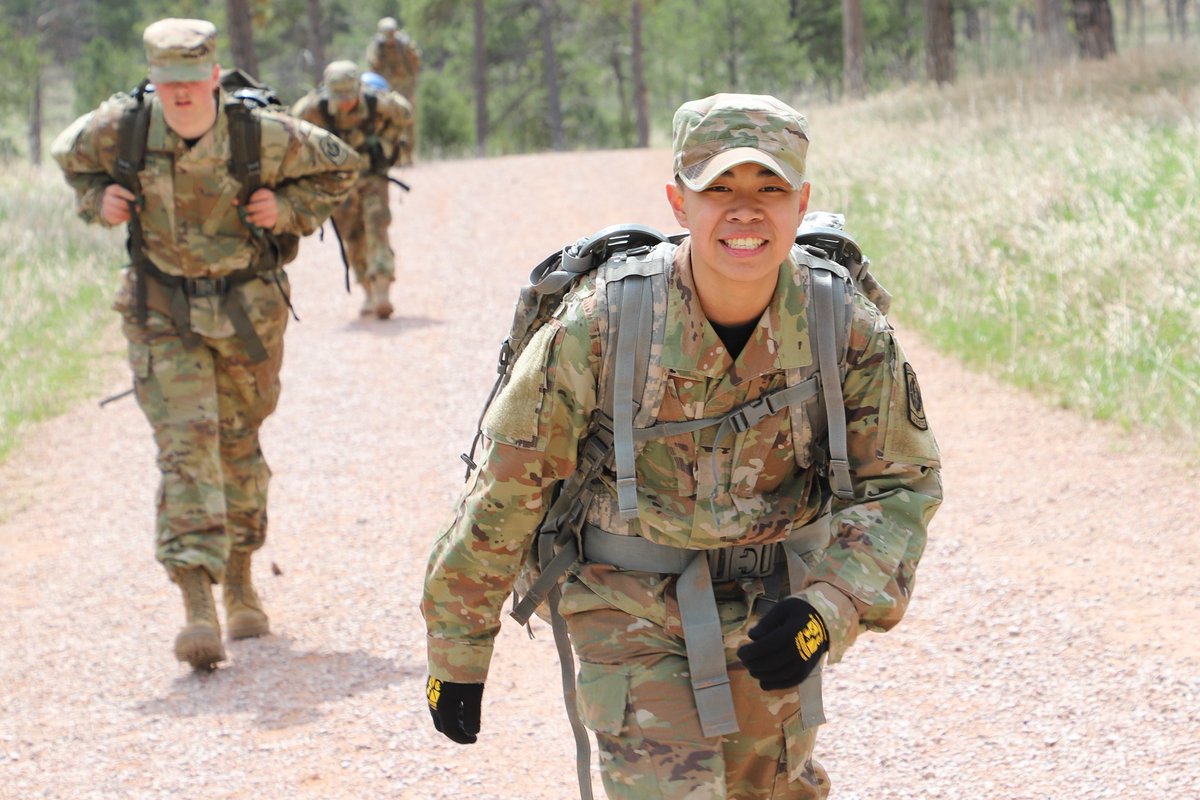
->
[799, 249, 856, 500]
[115, 83, 152, 191]
[224, 100, 262, 204]
[595, 239, 676, 522]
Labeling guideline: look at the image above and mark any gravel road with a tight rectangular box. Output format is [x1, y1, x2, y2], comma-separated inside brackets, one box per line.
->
[2, 149, 1197, 799]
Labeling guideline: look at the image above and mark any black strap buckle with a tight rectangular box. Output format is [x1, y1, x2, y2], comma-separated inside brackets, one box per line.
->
[184, 276, 229, 297]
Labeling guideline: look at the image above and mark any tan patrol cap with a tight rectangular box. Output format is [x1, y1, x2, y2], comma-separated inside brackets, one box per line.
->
[143, 18, 218, 84]
[378, 17, 399, 34]
[324, 60, 361, 103]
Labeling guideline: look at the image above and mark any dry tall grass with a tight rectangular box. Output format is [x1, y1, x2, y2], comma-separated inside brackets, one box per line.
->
[812, 49, 1200, 450]
[0, 164, 125, 458]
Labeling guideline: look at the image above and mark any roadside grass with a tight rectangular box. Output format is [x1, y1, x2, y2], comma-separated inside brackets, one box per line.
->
[0, 164, 126, 460]
[813, 49, 1200, 452]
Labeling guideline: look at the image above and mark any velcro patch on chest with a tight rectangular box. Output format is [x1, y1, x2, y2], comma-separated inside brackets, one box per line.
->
[482, 323, 557, 449]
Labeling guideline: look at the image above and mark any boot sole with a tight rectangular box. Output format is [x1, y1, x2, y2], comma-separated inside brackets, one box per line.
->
[175, 624, 226, 670]
[374, 301, 394, 319]
[227, 610, 271, 640]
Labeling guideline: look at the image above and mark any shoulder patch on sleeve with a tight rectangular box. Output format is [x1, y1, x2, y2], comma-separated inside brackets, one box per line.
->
[903, 363, 928, 430]
[318, 132, 351, 166]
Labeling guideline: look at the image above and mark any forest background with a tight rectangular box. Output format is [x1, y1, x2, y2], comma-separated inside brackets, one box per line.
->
[0, 0, 1198, 462]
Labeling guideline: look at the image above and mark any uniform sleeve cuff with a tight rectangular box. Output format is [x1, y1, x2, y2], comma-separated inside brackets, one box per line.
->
[426, 635, 494, 684]
[271, 192, 297, 234]
[798, 581, 861, 664]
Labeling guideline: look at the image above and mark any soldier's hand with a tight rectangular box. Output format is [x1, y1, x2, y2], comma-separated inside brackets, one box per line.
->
[101, 184, 137, 226]
[426, 676, 484, 745]
[237, 188, 279, 230]
[737, 597, 829, 691]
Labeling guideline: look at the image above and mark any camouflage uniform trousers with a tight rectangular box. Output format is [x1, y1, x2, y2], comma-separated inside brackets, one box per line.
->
[331, 174, 395, 288]
[120, 272, 289, 584]
[562, 580, 831, 800]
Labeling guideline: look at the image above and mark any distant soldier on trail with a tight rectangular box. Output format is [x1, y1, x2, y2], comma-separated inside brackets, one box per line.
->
[366, 16, 420, 165]
[51, 18, 359, 671]
[291, 60, 413, 319]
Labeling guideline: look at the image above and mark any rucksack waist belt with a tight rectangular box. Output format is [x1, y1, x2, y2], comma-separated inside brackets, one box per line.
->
[579, 516, 831, 739]
[580, 517, 830, 581]
[140, 258, 280, 364]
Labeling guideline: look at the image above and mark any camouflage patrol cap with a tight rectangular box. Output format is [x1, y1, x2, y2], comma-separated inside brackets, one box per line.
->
[143, 19, 218, 84]
[378, 17, 399, 34]
[672, 93, 809, 191]
[324, 60, 361, 103]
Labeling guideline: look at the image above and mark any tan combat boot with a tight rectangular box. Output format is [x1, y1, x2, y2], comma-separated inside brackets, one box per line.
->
[372, 275, 394, 319]
[174, 567, 226, 670]
[359, 285, 375, 316]
[223, 550, 270, 640]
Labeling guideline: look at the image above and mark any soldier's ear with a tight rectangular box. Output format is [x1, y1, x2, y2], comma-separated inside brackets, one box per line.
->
[666, 180, 689, 228]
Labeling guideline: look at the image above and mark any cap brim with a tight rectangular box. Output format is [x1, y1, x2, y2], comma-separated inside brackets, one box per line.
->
[148, 63, 215, 84]
[679, 147, 804, 191]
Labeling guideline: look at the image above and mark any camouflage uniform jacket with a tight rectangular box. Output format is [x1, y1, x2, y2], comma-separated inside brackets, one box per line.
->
[424, 239, 943, 685]
[366, 33, 421, 94]
[52, 88, 361, 278]
[290, 89, 412, 170]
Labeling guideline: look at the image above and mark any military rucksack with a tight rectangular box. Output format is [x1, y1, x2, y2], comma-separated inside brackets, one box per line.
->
[114, 68, 299, 362]
[458, 214, 887, 798]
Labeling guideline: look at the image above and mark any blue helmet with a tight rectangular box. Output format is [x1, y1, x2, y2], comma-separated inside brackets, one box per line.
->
[361, 71, 389, 92]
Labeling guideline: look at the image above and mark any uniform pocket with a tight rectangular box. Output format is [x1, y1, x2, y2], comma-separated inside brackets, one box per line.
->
[129, 342, 152, 382]
[574, 661, 631, 736]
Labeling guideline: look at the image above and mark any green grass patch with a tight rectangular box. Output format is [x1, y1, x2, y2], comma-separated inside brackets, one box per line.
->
[811, 49, 1200, 451]
[0, 163, 125, 461]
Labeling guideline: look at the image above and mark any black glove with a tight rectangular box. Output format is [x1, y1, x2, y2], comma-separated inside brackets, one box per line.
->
[737, 597, 829, 691]
[426, 676, 484, 744]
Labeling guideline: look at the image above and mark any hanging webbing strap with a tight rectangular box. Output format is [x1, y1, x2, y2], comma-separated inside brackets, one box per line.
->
[115, 87, 152, 327]
[546, 581, 594, 800]
[611, 274, 654, 522]
[810, 268, 855, 500]
[579, 516, 833, 739]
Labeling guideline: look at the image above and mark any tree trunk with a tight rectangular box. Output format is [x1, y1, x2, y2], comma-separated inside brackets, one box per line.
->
[724, 0, 740, 88]
[1124, 0, 1133, 37]
[305, 0, 325, 84]
[1165, 0, 1176, 40]
[964, 4, 982, 40]
[28, 66, 42, 165]
[474, 0, 488, 156]
[632, 0, 649, 148]
[537, 0, 565, 151]
[925, 0, 956, 85]
[1071, 0, 1118, 57]
[1180, 0, 1190, 39]
[1035, 0, 1070, 62]
[225, 0, 260, 77]
[843, 0, 866, 98]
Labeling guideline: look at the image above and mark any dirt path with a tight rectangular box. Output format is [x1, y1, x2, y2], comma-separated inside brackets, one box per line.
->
[2, 150, 1197, 800]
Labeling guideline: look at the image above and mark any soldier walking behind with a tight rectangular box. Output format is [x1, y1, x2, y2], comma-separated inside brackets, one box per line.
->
[291, 60, 412, 320]
[52, 18, 360, 670]
[366, 15, 421, 165]
[422, 94, 943, 798]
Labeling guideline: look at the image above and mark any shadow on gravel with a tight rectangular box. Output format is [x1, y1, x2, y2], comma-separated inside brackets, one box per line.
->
[341, 315, 443, 336]
[134, 634, 418, 729]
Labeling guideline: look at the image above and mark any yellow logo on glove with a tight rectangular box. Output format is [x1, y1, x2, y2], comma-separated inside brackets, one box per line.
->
[426, 676, 443, 709]
[794, 613, 827, 660]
